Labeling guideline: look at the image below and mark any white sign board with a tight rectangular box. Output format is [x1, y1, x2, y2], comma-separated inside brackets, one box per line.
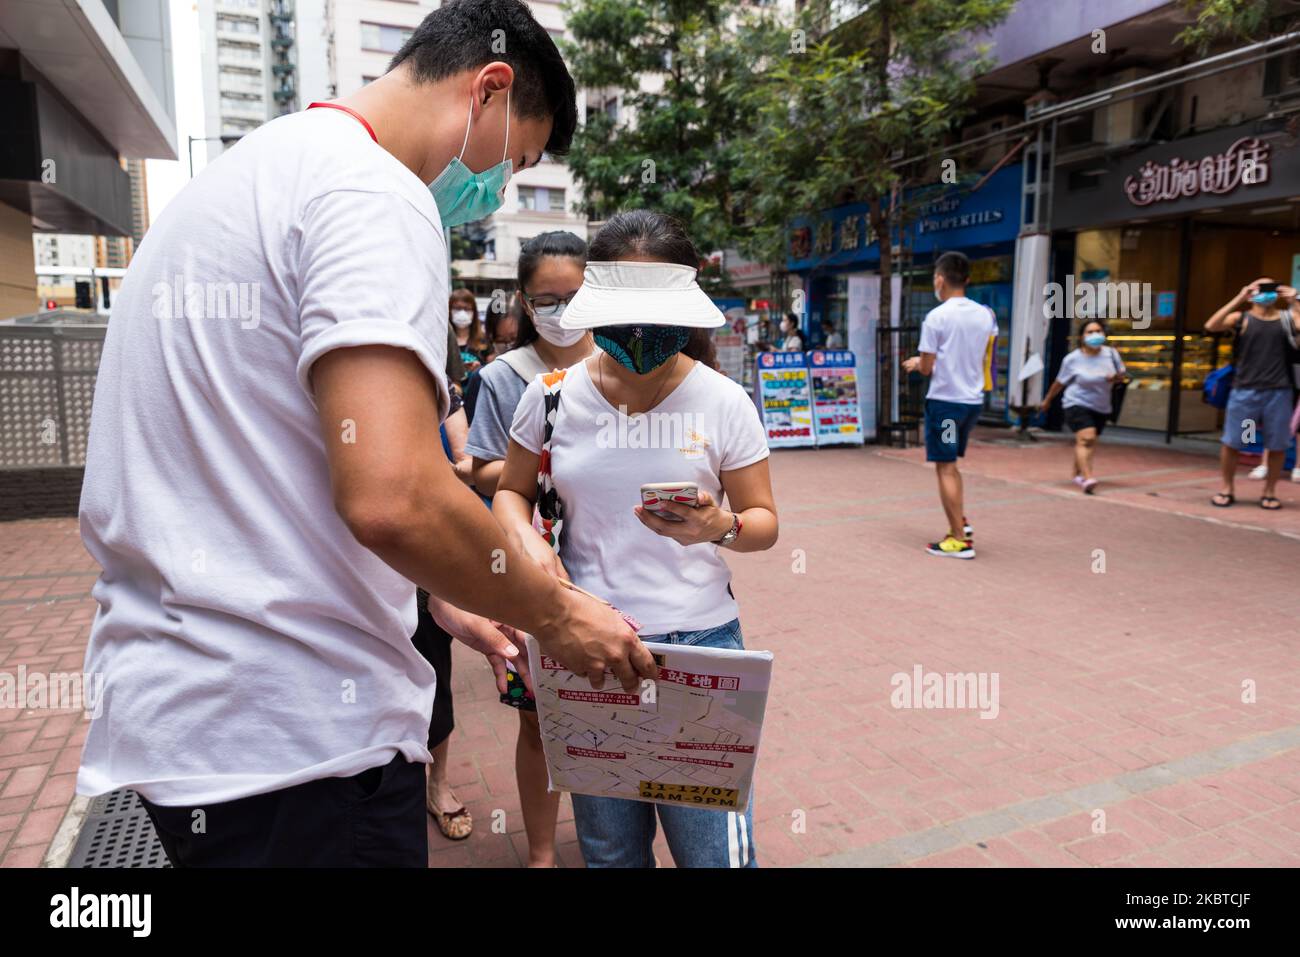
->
[526, 637, 773, 813]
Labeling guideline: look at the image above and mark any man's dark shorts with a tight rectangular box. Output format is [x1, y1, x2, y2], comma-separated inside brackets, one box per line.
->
[924, 398, 983, 463]
[139, 752, 427, 867]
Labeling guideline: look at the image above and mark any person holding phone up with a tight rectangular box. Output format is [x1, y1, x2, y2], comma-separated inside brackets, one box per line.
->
[1205, 278, 1300, 510]
[493, 210, 779, 868]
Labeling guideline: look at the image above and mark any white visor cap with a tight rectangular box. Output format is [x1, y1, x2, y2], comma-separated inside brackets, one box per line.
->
[558, 261, 726, 330]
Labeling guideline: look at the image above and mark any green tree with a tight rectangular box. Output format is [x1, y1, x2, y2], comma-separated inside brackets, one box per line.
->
[1176, 0, 1293, 54]
[560, 0, 787, 259]
[734, 0, 1013, 337]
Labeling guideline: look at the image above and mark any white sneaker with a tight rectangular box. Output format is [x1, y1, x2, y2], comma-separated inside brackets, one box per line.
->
[1247, 464, 1268, 480]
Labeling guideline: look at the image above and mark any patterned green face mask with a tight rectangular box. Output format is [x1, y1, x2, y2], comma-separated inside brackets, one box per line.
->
[593, 324, 693, 374]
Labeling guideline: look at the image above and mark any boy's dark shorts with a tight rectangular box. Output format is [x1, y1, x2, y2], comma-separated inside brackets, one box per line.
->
[924, 399, 983, 462]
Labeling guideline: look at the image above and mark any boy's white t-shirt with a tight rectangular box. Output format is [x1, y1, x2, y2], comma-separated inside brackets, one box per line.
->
[509, 359, 769, 635]
[76, 107, 450, 806]
[918, 296, 997, 404]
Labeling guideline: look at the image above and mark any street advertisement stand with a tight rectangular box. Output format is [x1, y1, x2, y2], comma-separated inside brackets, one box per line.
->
[807, 349, 865, 446]
[755, 351, 815, 447]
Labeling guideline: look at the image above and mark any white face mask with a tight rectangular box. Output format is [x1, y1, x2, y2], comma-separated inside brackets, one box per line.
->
[532, 306, 586, 347]
[451, 309, 473, 328]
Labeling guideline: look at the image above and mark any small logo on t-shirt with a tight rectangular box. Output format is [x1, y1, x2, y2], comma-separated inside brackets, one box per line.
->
[680, 428, 711, 459]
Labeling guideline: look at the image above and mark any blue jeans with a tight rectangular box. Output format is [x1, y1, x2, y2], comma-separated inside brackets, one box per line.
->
[571, 618, 757, 868]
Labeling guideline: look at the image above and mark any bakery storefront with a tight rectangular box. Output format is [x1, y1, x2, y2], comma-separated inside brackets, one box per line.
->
[1052, 123, 1300, 438]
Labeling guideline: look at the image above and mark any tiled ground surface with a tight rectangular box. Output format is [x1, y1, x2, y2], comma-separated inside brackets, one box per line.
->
[2, 429, 1298, 867]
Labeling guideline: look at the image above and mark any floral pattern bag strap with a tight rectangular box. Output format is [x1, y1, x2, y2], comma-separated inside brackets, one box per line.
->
[535, 369, 567, 550]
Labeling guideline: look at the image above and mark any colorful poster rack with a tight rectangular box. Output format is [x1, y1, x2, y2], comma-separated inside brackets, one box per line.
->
[807, 350, 865, 446]
[755, 351, 815, 448]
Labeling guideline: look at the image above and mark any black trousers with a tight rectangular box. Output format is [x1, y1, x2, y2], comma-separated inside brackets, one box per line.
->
[411, 588, 454, 749]
[139, 753, 427, 867]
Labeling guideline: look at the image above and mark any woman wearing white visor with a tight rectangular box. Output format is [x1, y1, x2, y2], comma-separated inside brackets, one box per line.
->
[495, 210, 779, 868]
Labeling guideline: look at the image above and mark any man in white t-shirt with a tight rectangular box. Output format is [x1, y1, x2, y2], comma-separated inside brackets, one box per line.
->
[75, 0, 653, 867]
[902, 251, 997, 560]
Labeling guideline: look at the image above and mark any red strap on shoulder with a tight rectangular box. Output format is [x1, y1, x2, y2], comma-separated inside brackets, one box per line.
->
[306, 102, 377, 143]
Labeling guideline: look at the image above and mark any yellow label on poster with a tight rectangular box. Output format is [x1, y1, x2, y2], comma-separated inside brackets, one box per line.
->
[638, 781, 740, 808]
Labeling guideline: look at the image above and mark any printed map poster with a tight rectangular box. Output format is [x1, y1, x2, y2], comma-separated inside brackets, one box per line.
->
[525, 636, 774, 813]
[755, 351, 815, 448]
[808, 350, 865, 446]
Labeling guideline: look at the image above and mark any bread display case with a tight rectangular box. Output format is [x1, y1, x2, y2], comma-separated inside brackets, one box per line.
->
[1107, 332, 1229, 433]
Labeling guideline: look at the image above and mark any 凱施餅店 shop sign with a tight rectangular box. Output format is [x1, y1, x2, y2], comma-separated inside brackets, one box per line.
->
[1053, 124, 1298, 230]
[1124, 136, 1269, 207]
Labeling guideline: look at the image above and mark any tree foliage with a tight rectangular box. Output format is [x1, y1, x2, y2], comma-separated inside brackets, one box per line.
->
[1176, 0, 1293, 54]
[733, 0, 1015, 269]
[561, 0, 787, 256]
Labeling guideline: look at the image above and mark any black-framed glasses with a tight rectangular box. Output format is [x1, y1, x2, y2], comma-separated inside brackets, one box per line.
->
[523, 291, 580, 318]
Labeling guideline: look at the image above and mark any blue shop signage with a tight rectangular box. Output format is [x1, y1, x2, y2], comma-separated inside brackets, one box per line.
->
[786, 164, 1022, 272]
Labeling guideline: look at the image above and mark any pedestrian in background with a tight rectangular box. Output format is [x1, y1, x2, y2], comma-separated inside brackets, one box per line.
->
[1038, 318, 1128, 493]
[903, 251, 997, 559]
[779, 313, 804, 352]
[1205, 278, 1299, 510]
[450, 287, 486, 384]
[462, 292, 523, 423]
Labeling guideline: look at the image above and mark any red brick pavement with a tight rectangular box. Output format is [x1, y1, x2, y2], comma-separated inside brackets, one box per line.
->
[2, 430, 1299, 867]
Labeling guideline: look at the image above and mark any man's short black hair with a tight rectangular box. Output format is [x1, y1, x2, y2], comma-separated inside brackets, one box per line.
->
[388, 0, 578, 155]
[934, 251, 970, 287]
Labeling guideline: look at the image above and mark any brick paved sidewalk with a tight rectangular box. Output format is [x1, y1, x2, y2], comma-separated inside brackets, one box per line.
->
[2, 431, 1299, 867]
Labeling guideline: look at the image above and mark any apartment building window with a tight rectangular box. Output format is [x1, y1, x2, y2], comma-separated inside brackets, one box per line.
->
[219, 41, 262, 65]
[220, 69, 264, 93]
[222, 95, 264, 111]
[361, 22, 414, 53]
[218, 0, 260, 11]
[517, 186, 565, 213]
[217, 15, 260, 36]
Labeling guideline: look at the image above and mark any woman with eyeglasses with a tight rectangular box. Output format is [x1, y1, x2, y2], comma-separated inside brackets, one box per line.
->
[463, 229, 593, 867]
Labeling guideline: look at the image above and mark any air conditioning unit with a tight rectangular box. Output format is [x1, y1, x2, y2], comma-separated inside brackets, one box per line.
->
[1092, 68, 1156, 146]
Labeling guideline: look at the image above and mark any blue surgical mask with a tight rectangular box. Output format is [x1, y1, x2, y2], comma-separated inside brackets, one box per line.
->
[1250, 291, 1279, 306]
[1084, 332, 1106, 348]
[429, 90, 512, 228]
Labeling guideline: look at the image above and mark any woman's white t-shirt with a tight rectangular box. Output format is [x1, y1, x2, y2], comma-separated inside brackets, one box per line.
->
[509, 359, 769, 635]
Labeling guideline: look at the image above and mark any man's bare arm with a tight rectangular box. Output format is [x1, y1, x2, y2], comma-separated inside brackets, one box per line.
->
[310, 345, 654, 689]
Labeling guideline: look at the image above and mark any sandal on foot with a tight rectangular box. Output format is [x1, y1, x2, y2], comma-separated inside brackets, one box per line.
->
[1260, 496, 1282, 511]
[1211, 492, 1234, 508]
[432, 805, 473, 840]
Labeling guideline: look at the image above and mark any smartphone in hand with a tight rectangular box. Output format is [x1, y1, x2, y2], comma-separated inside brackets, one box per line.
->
[640, 482, 700, 523]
